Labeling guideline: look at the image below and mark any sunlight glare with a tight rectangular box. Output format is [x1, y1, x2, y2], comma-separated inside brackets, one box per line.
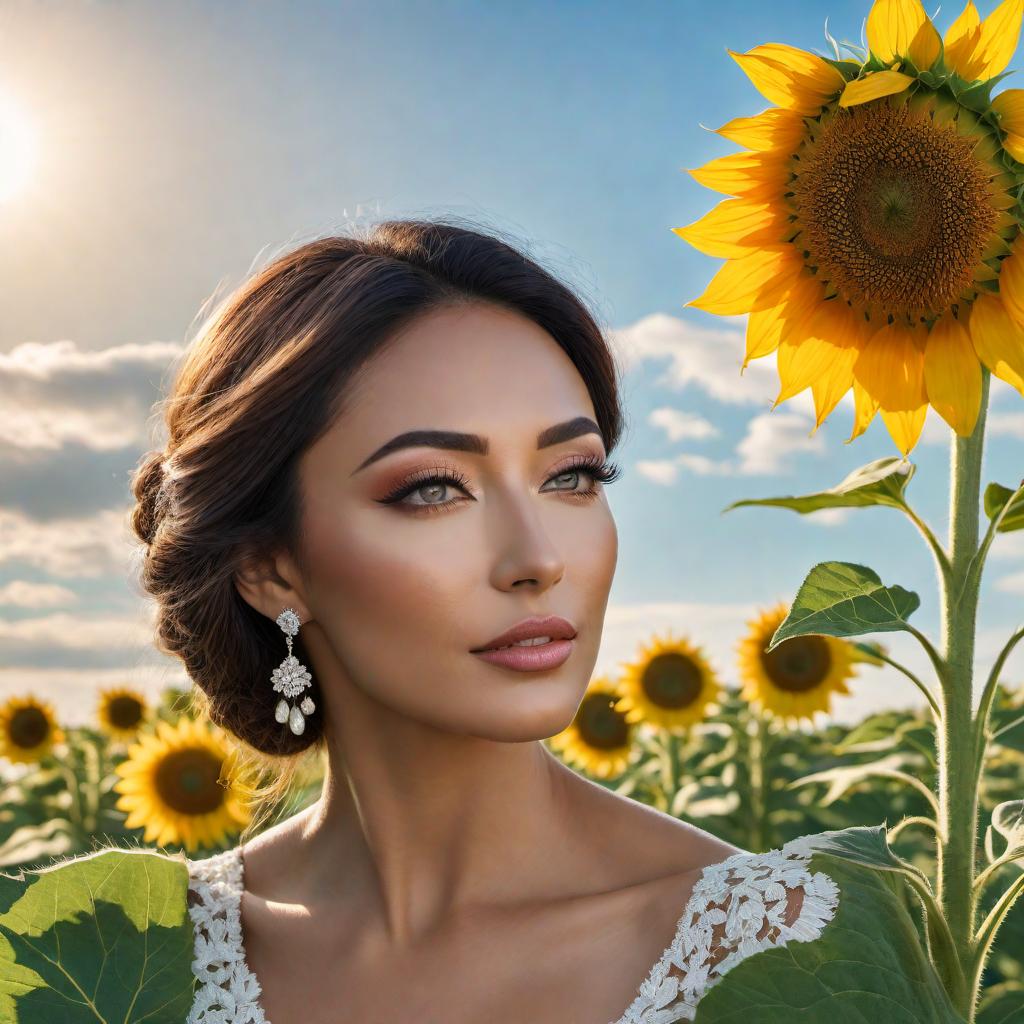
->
[0, 94, 36, 202]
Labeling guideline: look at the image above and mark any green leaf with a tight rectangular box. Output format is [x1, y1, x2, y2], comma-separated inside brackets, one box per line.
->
[722, 457, 915, 516]
[992, 800, 1024, 861]
[0, 846, 196, 1023]
[768, 562, 920, 650]
[693, 835, 966, 1022]
[788, 756, 927, 807]
[984, 482, 1024, 533]
[977, 982, 1024, 1024]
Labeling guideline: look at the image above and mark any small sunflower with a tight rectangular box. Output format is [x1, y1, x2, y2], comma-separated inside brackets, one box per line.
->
[677, 0, 1024, 456]
[113, 716, 254, 852]
[0, 694, 65, 764]
[616, 631, 723, 731]
[548, 675, 635, 779]
[96, 685, 150, 742]
[737, 601, 857, 723]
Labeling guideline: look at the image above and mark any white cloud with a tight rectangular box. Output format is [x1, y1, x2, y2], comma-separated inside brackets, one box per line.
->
[987, 411, 1024, 439]
[0, 338, 183, 451]
[0, 506, 137, 578]
[0, 580, 78, 608]
[0, 608, 154, 650]
[648, 406, 720, 442]
[994, 570, 1024, 595]
[735, 411, 827, 474]
[635, 459, 685, 485]
[608, 313, 786, 407]
[635, 410, 828, 481]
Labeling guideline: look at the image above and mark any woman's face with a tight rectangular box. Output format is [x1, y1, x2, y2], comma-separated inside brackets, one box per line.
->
[294, 300, 618, 742]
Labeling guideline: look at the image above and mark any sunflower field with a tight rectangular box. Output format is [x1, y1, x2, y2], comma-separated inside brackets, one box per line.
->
[1, 609, 1022, 1019]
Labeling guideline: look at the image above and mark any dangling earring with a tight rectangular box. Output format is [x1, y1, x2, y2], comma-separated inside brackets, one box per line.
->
[272, 607, 315, 735]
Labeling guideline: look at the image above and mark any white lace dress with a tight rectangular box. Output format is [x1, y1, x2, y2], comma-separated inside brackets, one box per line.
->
[185, 832, 841, 1024]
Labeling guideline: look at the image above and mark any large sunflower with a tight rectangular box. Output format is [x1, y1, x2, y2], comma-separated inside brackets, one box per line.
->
[113, 716, 254, 852]
[96, 685, 150, 742]
[547, 675, 635, 779]
[677, 0, 1024, 455]
[0, 694, 65, 764]
[616, 631, 723, 731]
[737, 602, 857, 723]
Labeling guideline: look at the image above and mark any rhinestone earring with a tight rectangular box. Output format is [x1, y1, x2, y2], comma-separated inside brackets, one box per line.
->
[272, 607, 315, 736]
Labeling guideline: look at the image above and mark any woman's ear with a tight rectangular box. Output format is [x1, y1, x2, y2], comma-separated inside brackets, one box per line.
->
[233, 547, 312, 625]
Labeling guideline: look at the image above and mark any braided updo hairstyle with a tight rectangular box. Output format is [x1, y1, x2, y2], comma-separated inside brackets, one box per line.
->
[128, 217, 625, 809]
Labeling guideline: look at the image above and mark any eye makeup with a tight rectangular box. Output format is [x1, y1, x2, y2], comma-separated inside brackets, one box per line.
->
[376, 453, 622, 515]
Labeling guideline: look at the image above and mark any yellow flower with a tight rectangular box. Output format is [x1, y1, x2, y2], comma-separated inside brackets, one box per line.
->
[736, 602, 857, 724]
[547, 676, 635, 779]
[96, 685, 150, 742]
[113, 716, 254, 852]
[615, 631, 722, 731]
[677, 0, 1024, 456]
[0, 694, 65, 764]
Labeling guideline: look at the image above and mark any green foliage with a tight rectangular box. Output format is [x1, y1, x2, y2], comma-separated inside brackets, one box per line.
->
[984, 483, 1024, 533]
[0, 846, 196, 1023]
[693, 851, 967, 1023]
[768, 561, 920, 647]
[0, 727, 136, 869]
[722, 457, 916, 516]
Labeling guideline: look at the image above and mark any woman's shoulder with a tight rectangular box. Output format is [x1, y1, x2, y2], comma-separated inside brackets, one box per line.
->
[0, 844, 198, 1023]
[615, 831, 842, 1023]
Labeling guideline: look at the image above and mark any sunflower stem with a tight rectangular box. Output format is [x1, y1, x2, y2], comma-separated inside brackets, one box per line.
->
[866, 647, 943, 720]
[937, 365, 991, 1022]
[899, 499, 954, 589]
[748, 710, 768, 853]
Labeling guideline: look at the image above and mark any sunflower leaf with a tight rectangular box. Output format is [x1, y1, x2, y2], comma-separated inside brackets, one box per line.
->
[787, 754, 926, 806]
[0, 846, 196, 1023]
[991, 800, 1024, 860]
[768, 561, 920, 649]
[693, 830, 965, 1023]
[722, 457, 915, 516]
[983, 482, 1024, 532]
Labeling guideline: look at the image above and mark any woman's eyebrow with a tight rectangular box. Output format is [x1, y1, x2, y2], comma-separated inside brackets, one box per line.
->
[350, 415, 602, 476]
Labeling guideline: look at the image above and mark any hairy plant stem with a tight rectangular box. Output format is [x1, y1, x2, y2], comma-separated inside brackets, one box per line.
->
[937, 367, 990, 1022]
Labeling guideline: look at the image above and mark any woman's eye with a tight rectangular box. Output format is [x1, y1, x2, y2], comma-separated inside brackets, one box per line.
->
[381, 458, 618, 513]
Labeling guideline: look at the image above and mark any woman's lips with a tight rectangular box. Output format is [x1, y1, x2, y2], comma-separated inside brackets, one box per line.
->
[471, 638, 574, 671]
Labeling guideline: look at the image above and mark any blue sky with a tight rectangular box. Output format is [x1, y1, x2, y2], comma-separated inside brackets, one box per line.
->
[1, 0, 1022, 728]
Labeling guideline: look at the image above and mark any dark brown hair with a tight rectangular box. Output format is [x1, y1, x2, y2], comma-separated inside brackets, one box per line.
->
[129, 218, 625, 832]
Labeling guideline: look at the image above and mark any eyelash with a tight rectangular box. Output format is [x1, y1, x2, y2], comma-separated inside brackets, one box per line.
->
[378, 454, 622, 515]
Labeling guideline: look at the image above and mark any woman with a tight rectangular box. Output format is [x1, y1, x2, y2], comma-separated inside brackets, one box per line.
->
[126, 218, 845, 1024]
[2, 219, 961, 1024]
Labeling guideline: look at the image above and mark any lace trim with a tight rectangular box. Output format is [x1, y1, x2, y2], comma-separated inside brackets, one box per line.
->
[610, 833, 840, 1024]
[186, 847, 267, 1024]
[185, 834, 840, 1024]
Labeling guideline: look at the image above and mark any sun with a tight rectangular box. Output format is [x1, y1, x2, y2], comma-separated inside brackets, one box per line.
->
[0, 93, 36, 202]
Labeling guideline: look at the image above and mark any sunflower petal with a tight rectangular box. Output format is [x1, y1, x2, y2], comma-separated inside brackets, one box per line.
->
[772, 301, 861, 409]
[866, 0, 942, 68]
[839, 70, 916, 107]
[923, 316, 982, 436]
[686, 247, 802, 315]
[847, 377, 881, 442]
[967, 292, 1024, 395]
[972, 0, 1024, 79]
[686, 149, 790, 198]
[712, 106, 809, 153]
[673, 198, 786, 258]
[991, 87, 1024, 127]
[728, 43, 845, 114]
[810, 308, 870, 429]
[852, 324, 929, 454]
[944, 2, 984, 80]
[998, 237, 1024, 323]
[744, 307, 786, 367]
